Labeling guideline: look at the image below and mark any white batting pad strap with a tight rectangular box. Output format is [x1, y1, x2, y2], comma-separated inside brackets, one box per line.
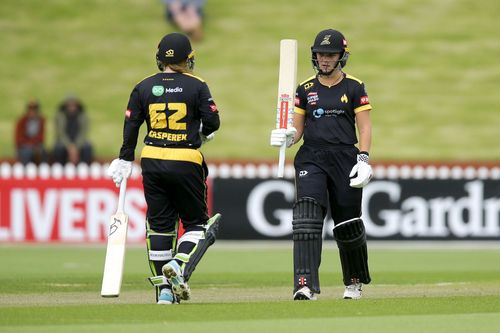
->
[146, 230, 177, 237]
[332, 217, 361, 231]
[148, 275, 168, 287]
[148, 250, 173, 261]
[178, 231, 204, 245]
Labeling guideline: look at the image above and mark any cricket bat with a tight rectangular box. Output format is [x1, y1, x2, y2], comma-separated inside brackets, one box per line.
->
[275, 39, 298, 178]
[101, 179, 129, 297]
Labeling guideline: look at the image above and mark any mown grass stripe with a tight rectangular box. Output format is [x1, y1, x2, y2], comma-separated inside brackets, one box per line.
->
[1, 296, 500, 326]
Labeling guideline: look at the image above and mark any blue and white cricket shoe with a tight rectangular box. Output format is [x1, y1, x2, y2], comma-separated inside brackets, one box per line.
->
[162, 260, 191, 300]
[157, 288, 177, 305]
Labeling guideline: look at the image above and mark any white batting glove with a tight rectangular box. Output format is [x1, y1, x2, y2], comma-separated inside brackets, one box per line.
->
[200, 132, 215, 145]
[270, 127, 297, 148]
[107, 158, 133, 187]
[199, 124, 215, 145]
[349, 152, 373, 188]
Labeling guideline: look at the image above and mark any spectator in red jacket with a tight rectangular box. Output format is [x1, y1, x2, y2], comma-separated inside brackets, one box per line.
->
[15, 99, 47, 165]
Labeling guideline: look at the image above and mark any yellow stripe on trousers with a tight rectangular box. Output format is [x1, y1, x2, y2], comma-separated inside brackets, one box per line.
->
[141, 146, 203, 165]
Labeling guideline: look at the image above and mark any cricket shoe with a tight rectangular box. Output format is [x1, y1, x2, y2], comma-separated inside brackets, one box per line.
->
[157, 288, 178, 305]
[162, 261, 191, 301]
[343, 283, 363, 299]
[293, 286, 317, 301]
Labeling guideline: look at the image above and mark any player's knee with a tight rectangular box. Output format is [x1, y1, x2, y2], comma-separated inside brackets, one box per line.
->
[292, 197, 325, 236]
[333, 217, 366, 248]
[146, 224, 177, 253]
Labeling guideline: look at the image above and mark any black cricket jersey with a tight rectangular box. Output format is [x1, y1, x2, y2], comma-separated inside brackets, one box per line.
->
[294, 73, 372, 147]
[119, 72, 220, 162]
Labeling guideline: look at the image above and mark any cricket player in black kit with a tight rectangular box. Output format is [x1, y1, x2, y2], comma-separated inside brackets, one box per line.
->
[108, 32, 221, 304]
[271, 29, 373, 300]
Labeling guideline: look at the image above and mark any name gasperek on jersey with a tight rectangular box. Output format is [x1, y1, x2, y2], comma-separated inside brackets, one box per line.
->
[148, 130, 187, 141]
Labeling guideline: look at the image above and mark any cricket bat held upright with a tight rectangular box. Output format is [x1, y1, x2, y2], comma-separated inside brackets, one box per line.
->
[275, 39, 298, 178]
[101, 179, 129, 297]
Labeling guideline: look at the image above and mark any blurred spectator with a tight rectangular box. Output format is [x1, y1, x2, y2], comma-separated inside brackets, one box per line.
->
[162, 0, 206, 42]
[15, 99, 47, 165]
[53, 95, 93, 164]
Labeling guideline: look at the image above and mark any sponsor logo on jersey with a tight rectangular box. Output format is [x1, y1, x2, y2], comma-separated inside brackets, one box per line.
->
[299, 170, 308, 177]
[360, 96, 369, 104]
[341, 94, 348, 103]
[303, 82, 314, 90]
[313, 108, 345, 118]
[294, 96, 300, 106]
[307, 92, 319, 105]
[152, 85, 164, 96]
[313, 108, 324, 118]
[125, 109, 131, 118]
[165, 87, 183, 93]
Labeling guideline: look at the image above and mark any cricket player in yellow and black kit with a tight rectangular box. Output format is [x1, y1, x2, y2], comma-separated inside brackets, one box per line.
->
[271, 29, 373, 301]
[108, 32, 220, 304]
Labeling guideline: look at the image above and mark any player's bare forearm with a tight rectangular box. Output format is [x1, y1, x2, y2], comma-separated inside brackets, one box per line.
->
[356, 110, 372, 153]
[358, 126, 371, 153]
[292, 112, 305, 145]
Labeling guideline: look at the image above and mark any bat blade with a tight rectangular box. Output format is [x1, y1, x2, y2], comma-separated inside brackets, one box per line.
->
[276, 39, 298, 130]
[276, 39, 297, 178]
[101, 212, 129, 297]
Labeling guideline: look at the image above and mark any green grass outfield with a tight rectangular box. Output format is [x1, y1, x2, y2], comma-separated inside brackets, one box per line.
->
[1, 243, 500, 332]
[1, 0, 500, 161]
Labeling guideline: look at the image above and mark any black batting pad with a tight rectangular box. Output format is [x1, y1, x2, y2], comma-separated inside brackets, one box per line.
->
[333, 218, 371, 285]
[292, 197, 324, 294]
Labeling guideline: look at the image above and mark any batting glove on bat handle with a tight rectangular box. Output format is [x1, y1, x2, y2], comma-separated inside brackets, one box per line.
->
[200, 132, 215, 145]
[199, 123, 216, 145]
[107, 158, 133, 187]
[270, 127, 297, 148]
[349, 152, 373, 188]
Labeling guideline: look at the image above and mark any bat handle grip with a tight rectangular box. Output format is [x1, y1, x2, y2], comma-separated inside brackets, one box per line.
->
[277, 143, 286, 178]
[117, 178, 128, 214]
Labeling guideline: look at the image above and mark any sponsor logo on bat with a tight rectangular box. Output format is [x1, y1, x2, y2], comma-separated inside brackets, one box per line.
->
[109, 217, 122, 236]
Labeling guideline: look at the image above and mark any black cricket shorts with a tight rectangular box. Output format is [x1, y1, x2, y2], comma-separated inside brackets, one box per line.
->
[141, 157, 209, 233]
[294, 144, 362, 223]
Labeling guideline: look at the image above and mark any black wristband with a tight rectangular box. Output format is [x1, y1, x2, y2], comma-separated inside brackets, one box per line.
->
[357, 151, 370, 163]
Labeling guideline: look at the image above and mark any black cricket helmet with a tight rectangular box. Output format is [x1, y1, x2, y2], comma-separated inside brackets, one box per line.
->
[311, 29, 350, 73]
[156, 32, 195, 71]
